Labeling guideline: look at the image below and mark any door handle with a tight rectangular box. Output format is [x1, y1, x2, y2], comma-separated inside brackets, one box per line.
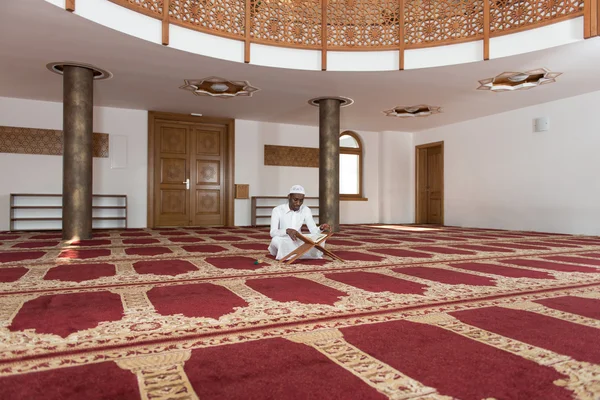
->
[183, 178, 189, 190]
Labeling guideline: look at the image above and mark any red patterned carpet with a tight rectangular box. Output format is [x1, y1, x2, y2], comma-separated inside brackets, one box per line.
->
[0, 224, 599, 399]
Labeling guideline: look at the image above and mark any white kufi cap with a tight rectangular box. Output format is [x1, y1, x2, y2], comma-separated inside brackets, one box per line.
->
[289, 185, 305, 195]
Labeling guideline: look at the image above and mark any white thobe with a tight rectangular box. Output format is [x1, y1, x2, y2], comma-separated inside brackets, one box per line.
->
[268, 203, 325, 260]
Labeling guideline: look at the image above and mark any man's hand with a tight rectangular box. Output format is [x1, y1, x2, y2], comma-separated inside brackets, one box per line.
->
[319, 223, 331, 233]
[286, 228, 299, 240]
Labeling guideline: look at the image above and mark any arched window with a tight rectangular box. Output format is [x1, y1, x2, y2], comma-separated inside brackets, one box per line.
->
[339, 131, 363, 200]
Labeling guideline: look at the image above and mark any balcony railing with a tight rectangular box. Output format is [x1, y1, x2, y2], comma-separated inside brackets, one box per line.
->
[96, 0, 595, 69]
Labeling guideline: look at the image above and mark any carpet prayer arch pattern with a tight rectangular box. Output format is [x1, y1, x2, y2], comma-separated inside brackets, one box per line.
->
[0, 224, 600, 399]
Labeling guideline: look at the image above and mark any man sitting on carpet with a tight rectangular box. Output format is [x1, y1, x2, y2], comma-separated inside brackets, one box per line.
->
[268, 185, 331, 260]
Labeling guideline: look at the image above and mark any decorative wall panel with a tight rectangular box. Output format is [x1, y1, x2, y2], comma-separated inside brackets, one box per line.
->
[264, 145, 319, 168]
[0, 126, 109, 158]
[235, 184, 250, 199]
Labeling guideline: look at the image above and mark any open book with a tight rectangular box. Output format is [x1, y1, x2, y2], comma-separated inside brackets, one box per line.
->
[296, 232, 328, 244]
[281, 231, 344, 264]
[311, 233, 328, 243]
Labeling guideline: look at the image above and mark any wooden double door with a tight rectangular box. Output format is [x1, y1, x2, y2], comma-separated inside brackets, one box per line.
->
[149, 113, 234, 228]
[415, 142, 444, 224]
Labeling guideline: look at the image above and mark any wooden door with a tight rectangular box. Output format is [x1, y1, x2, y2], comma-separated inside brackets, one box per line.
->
[416, 147, 429, 223]
[415, 142, 444, 224]
[148, 112, 235, 228]
[153, 122, 191, 227]
[426, 145, 443, 223]
[190, 125, 227, 226]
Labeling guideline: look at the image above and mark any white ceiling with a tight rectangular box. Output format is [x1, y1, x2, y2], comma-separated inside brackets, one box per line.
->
[2, 0, 600, 132]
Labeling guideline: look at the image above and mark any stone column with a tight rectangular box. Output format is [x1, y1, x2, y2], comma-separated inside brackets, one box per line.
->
[62, 65, 94, 240]
[318, 98, 341, 232]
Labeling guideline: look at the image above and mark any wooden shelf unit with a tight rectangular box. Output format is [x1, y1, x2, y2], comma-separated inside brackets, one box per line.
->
[250, 196, 319, 226]
[10, 193, 127, 231]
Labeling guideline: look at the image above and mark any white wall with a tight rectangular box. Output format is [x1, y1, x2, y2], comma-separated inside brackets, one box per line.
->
[0, 97, 148, 231]
[379, 131, 414, 224]
[414, 90, 600, 235]
[5, 90, 598, 234]
[0, 97, 401, 231]
[234, 120, 382, 226]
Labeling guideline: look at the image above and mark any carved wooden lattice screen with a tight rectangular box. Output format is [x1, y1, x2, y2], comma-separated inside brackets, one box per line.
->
[169, 0, 246, 39]
[264, 145, 319, 168]
[107, 0, 587, 62]
[251, 0, 322, 47]
[0, 126, 109, 158]
[327, 0, 400, 49]
[114, 0, 163, 17]
[404, 0, 485, 47]
[490, 0, 584, 34]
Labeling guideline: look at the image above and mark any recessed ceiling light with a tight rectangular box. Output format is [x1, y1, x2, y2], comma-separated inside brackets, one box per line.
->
[210, 83, 229, 92]
[191, 113, 203, 116]
[507, 73, 529, 83]
[180, 77, 259, 98]
[478, 68, 561, 92]
[383, 104, 441, 118]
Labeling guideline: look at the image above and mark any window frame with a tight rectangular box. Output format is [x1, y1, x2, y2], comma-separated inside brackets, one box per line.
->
[339, 131, 366, 201]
